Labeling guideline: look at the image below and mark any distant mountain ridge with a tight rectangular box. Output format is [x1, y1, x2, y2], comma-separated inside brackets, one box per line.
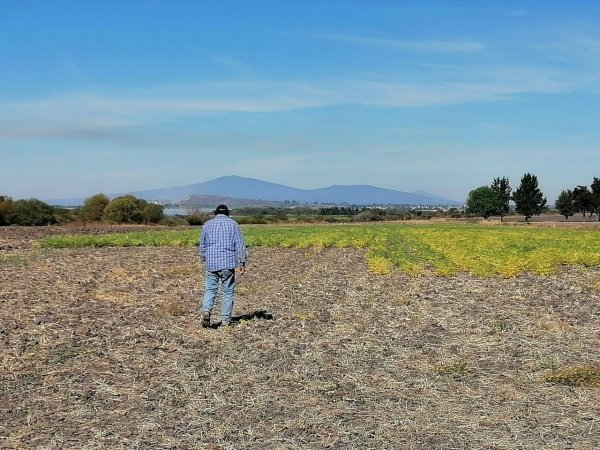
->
[47, 175, 461, 206]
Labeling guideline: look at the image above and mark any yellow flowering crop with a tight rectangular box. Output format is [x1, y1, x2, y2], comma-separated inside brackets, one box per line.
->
[242, 223, 600, 277]
[40, 223, 600, 278]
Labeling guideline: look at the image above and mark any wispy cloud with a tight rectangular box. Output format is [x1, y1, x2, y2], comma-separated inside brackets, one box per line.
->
[528, 31, 600, 92]
[332, 66, 568, 106]
[316, 33, 486, 52]
[0, 67, 572, 142]
[214, 56, 253, 72]
[0, 85, 330, 141]
[536, 32, 600, 64]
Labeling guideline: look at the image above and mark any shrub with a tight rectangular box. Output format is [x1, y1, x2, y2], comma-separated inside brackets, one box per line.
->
[236, 216, 268, 225]
[81, 193, 110, 222]
[53, 207, 78, 224]
[272, 211, 288, 221]
[351, 209, 385, 222]
[143, 203, 164, 224]
[103, 195, 146, 224]
[11, 199, 56, 226]
[159, 216, 189, 226]
[0, 195, 15, 225]
[185, 208, 211, 226]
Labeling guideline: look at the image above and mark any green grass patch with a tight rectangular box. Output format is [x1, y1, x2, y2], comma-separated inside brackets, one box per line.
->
[0, 253, 30, 267]
[38, 230, 200, 248]
[434, 360, 472, 378]
[546, 366, 600, 388]
[37, 223, 600, 277]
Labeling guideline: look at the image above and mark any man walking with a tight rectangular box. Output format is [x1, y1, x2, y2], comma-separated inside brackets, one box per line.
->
[199, 204, 247, 328]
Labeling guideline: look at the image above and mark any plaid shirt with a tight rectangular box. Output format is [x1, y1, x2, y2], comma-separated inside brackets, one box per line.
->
[199, 214, 247, 271]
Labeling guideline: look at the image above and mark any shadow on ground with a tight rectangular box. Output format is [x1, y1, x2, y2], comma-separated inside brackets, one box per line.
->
[207, 309, 274, 329]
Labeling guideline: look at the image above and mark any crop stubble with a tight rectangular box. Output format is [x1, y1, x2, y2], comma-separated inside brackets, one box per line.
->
[1, 226, 599, 449]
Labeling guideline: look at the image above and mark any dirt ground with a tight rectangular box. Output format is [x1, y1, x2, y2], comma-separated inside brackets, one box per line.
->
[501, 213, 600, 225]
[1, 226, 599, 449]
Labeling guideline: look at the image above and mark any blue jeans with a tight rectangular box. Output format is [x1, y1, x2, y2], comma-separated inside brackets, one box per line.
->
[202, 269, 235, 324]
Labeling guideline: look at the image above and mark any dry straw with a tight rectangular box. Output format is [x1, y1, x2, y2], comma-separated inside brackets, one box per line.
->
[1, 226, 599, 449]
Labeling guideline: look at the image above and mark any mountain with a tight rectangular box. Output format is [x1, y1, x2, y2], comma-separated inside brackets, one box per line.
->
[129, 176, 462, 205]
[47, 175, 462, 206]
[181, 195, 281, 208]
[133, 176, 305, 202]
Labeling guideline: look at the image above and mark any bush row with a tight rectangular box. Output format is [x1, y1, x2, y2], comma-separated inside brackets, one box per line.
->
[0, 194, 167, 226]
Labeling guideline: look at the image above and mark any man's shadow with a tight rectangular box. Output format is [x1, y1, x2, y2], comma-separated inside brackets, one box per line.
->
[209, 310, 274, 329]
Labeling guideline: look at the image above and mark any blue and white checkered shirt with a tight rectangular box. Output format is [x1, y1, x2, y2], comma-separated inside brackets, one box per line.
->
[199, 214, 247, 272]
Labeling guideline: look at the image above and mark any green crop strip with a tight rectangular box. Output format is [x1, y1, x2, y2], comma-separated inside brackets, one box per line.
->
[37, 223, 600, 277]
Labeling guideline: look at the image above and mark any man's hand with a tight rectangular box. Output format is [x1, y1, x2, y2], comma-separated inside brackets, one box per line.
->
[238, 266, 246, 275]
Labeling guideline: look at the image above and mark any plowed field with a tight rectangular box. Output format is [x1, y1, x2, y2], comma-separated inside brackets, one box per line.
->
[1, 225, 599, 449]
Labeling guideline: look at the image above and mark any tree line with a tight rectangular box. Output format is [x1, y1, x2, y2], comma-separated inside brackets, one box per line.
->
[555, 180, 600, 221]
[466, 173, 600, 222]
[0, 193, 165, 226]
[4, 176, 599, 226]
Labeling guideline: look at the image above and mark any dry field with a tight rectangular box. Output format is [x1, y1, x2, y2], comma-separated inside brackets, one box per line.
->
[1, 226, 599, 449]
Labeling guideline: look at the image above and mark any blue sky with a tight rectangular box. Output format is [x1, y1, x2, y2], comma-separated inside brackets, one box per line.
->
[1, 0, 599, 203]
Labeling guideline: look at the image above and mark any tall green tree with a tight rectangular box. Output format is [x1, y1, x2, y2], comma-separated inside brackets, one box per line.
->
[466, 186, 503, 219]
[512, 173, 547, 222]
[81, 193, 110, 222]
[490, 177, 511, 220]
[591, 177, 600, 221]
[555, 189, 575, 220]
[572, 185, 594, 221]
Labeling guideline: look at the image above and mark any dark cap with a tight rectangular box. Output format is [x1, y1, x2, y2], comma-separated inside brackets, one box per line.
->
[214, 204, 230, 216]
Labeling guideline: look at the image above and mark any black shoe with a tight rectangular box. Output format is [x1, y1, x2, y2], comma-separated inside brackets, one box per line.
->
[201, 311, 211, 328]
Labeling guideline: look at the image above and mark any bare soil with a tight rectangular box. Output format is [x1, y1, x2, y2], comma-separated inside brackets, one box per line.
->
[502, 213, 600, 225]
[1, 226, 599, 449]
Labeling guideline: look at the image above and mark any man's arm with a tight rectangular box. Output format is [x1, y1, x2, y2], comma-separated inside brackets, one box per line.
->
[233, 224, 247, 273]
[199, 227, 207, 261]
